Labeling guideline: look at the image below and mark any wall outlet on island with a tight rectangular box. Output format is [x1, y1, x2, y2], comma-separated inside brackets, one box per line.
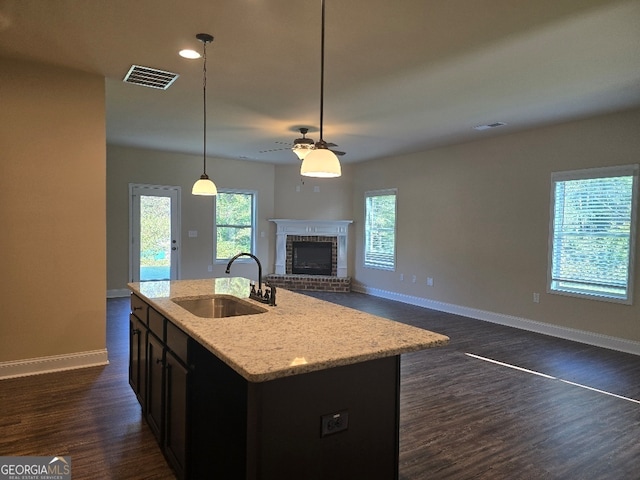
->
[321, 410, 349, 437]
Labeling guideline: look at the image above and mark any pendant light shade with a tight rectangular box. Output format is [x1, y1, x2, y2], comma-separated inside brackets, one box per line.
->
[192, 174, 218, 195]
[300, 0, 341, 178]
[300, 146, 341, 177]
[192, 33, 218, 196]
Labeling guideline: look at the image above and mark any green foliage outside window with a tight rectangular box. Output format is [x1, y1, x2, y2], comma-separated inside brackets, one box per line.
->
[140, 196, 171, 267]
[216, 192, 255, 260]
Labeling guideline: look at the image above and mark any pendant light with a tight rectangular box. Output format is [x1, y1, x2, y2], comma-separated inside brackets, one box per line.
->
[192, 33, 218, 196]
[300, 0, 342, 178]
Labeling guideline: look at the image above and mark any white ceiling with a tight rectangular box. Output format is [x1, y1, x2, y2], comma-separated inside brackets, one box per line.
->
[1, 0, 639, 165]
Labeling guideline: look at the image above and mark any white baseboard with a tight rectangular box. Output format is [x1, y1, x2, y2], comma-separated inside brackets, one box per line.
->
[0, 349, 109, 380]
[107, 288, 130, 298]
[351, 283, 640, 356]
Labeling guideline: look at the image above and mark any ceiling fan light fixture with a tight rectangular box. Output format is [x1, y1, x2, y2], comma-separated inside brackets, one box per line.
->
[301, 147, 341, 178]
[292, 143, 314, 160]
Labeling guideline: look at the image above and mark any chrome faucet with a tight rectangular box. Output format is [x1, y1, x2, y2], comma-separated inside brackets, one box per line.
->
[225, 252, 276, 306]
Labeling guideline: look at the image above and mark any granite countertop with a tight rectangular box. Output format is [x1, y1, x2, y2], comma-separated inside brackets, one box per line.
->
[128, 278, 449, 382]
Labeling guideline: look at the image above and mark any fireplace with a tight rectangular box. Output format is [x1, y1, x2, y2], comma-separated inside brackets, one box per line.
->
[268, 219, 353, 292]
[292, 241, 333, 276]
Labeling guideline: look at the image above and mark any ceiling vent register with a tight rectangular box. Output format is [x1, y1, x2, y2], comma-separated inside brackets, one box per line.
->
[123, 65, 179, 90]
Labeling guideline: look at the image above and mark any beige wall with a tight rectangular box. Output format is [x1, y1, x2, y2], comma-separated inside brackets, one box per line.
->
[274, 163, 354, 220]
[352, 108, 640, 343]
[0, 58, 106, 362]
[107, 145, 276, 291]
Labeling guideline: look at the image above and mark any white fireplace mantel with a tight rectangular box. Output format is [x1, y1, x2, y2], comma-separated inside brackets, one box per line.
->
[269, 219, 353, 278]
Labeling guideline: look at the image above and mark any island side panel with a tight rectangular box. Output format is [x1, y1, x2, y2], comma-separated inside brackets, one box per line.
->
[246, 355, 401, 480]
[189, 339, 249, 480]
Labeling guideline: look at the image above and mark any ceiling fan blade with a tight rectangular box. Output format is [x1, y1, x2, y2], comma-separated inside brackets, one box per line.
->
[330, 149, 346, 156]
[258, 146, 291, 153]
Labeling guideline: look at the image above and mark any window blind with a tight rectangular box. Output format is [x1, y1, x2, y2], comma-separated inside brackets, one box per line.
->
[549, 165, 638, 302]
[364, 190, 397, 270]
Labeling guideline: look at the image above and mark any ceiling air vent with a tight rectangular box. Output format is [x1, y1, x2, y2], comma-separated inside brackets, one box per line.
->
[123, 65, 179, 90]
[473, 122, 507, 131]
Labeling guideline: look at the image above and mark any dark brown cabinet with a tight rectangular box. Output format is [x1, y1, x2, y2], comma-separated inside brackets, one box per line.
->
[128, 295, 148, 407]
[145, 331, 164, 441]
[129, 295, 191, 480]
[128, 314, 146, 405]
[164, 349, 189, 476]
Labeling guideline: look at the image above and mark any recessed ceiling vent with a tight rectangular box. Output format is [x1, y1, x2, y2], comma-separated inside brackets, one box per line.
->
[123, 65, 179, 90]
[473, 122, 507, 131]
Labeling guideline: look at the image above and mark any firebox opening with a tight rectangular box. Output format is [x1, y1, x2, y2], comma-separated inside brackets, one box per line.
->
[292, 241, 333, 276]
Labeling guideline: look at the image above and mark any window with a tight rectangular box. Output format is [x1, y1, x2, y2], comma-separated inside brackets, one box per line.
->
[364, 189, 397, 270]
[215, 190, 256, 261]
[548, 164, 638, 303]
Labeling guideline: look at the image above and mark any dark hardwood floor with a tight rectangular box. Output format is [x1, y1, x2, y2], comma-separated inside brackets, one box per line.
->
[1, 292, 639, 479]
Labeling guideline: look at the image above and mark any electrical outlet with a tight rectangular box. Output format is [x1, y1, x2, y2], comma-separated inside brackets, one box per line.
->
[533, 292, 540, 303]
[321, 410, 349, 437]
[400, 273, 404, 281]
[427, 277, 434, 286]
[412, 275, 417, 283]
[207, 265, 213, 272]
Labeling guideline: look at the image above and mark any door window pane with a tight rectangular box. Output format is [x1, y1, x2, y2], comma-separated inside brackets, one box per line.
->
[140, 195, 171, 281]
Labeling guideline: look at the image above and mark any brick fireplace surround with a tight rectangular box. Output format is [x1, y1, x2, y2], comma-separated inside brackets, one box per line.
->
[266, 219, 353, 292]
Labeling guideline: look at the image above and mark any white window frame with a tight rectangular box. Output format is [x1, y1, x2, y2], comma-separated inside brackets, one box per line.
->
[214, 189, 257, 262]
[547, 164, 639, 304]
[364, 188, 397, 271]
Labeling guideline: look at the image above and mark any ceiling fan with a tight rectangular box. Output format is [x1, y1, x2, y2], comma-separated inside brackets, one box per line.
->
[259, 127, 345, 159]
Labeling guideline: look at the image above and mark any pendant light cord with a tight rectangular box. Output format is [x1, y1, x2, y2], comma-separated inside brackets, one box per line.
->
[202, 39, 208, 176]
[319, 0, 326, 142]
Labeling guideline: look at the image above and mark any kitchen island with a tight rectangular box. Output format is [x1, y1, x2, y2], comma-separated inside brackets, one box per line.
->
[128, 278, 448, 480]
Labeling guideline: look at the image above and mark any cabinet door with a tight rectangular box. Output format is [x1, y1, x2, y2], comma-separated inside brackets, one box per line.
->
[164, 351, 189, 480]
[128, 314, 147, 408]
[146, 333, 165, 442]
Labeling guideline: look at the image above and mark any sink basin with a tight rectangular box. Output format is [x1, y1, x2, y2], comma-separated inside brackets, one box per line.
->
[172, 295, 268, 319]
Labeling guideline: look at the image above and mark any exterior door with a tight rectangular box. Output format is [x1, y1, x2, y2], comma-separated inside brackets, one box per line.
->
[130, 184, 181, 282]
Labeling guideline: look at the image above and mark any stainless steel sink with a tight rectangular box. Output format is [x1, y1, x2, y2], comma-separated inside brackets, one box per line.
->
[172, 295, 268, 319]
